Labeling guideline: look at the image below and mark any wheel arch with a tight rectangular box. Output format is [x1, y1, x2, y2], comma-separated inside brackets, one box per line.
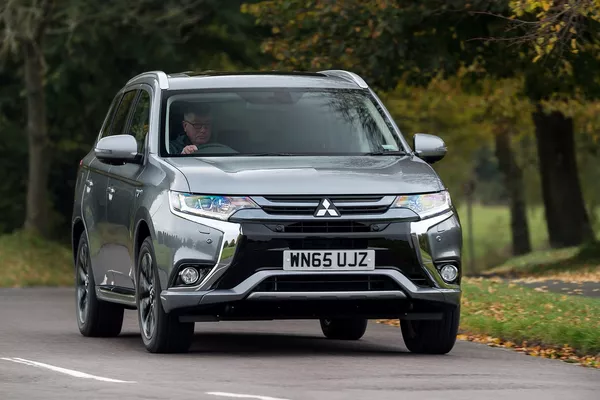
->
[133, 207, 157, 277]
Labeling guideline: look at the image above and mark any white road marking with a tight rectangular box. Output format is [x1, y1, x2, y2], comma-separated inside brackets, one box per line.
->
[1, 357, 136, 383]
[206, 392, 290, 400]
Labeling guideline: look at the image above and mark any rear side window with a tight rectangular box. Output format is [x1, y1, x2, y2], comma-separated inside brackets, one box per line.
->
[97, 93, 122, 142]
[129, 90, 151, 153]
[106, 90, 138, 137]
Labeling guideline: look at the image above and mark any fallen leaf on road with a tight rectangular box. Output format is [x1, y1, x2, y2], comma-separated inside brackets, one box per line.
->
[377, 321, 599, 369]
[452, 331, 600, 369]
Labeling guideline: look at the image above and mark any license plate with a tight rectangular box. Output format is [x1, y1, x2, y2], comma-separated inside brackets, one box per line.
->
[283, 250, 375, 271]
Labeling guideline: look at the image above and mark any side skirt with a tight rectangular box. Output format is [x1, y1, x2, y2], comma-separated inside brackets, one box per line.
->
[96, 285, 137, 309]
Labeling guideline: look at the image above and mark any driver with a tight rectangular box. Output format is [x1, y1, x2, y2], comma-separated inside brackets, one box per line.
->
[170, 103, 213, 154]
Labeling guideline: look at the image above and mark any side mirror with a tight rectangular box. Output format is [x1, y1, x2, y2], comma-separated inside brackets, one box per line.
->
[94, 134, 140, 164]
[413, 133, 447, 164]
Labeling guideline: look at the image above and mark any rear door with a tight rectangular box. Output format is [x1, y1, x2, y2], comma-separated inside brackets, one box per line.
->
[106, 86, 152, 290]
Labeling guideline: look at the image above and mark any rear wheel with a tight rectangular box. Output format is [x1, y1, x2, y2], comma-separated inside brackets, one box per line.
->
[75, 231, 124, 337]
[136, 237, 194, 353]
[320, 318, 368, 340]
[400, 306, 460, 354]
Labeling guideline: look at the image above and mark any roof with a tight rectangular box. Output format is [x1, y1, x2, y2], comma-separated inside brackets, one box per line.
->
[126, 70, 370, 91]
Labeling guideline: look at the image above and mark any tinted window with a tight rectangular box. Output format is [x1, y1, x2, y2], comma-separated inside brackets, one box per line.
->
[98, 93, 123, 140]
[163, 89, 405, 156]
[129, 90, 151, 152]
[107, 90, 138, 137]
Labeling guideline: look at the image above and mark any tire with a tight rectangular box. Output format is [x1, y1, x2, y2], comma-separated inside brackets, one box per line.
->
[136, 237, 194, 353]
[320, 318, 368, 340]
[400, 305, 460, 354]
[75, 231, 124, 337]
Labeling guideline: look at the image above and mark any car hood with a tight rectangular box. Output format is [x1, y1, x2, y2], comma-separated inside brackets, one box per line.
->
[165, 156, 444, 195]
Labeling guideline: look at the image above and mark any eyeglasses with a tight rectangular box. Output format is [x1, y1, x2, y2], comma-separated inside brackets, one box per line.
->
[184, 120, 211, 130]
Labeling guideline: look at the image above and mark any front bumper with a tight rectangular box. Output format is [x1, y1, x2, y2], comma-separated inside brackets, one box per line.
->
[158, 204, 462, 315]
[160, 268, 461, 314]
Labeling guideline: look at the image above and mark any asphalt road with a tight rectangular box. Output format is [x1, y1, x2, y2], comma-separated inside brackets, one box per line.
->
[0, 288, 598, 400]
[512, 280, 600, 298]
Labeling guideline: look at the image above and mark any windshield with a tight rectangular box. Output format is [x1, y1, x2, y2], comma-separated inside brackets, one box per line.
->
[161, 88, 407, 157]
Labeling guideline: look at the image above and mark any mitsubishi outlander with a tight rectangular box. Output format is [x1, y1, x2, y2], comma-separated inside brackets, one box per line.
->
[71, 70, 462, 354]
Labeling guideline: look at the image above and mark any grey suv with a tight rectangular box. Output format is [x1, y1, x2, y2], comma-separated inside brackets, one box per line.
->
[71, 70, 462, 354]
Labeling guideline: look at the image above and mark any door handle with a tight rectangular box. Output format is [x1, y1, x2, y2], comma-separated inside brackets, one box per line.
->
[135, 189, 143, 197]
[107, 187, 115, 194]
[85, 179, 93, 187]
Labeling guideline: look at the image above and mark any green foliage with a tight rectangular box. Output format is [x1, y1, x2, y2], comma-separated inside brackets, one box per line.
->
[509, 0, 600, 61]
[485, 240, 600, 277]
[244, 0, 600, 250]
[243, 0, 511, 90]
[458, 203, 550, 270]
[0, 0, 267, 236]
[243, 0, 600, 99]
[379, 74, 492, 202]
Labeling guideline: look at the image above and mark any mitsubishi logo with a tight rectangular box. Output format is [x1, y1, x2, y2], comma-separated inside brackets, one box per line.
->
[314, 199, 340, 217]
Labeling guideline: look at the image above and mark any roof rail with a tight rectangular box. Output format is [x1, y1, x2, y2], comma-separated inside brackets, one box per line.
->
[127, 70, 169, 89]
[318, 70, 368, 89]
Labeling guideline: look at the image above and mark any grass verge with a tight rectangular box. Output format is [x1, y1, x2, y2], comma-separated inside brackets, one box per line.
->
[380, 277, 600, 368]
[459, 278, 600, 366]
[0, 231, 73, 287]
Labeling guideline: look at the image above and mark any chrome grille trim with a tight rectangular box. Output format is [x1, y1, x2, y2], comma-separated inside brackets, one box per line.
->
[251, 195, 397, 216]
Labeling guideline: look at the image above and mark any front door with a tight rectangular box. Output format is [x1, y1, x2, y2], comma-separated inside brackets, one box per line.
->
[106, 86, 152, 290]
[87, 88, 139, 289]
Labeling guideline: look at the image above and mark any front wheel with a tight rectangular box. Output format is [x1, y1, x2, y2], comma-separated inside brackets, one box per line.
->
[400, 306, 460, 354]
[136, 237, 194, 353]
[320, 318, 368, 340]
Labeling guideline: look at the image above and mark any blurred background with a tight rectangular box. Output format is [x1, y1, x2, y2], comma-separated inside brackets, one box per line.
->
[1, 0, 599, 281]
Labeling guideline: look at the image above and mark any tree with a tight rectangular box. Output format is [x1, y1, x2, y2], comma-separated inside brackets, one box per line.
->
[506, 0, 600, 62]
[0, 0, 55, 237]
[0, 0, 253, 237]
[481, 78, 534, 255]
[242, 0, 598, 248]
[381, 72, 534, 257]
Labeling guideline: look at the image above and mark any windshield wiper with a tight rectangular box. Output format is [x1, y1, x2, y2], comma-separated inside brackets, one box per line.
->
[362, 150, 408, 156]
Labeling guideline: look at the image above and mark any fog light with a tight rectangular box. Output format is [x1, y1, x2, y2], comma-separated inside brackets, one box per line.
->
[180, 267, 200, 285]
[440, 264, 458, 283]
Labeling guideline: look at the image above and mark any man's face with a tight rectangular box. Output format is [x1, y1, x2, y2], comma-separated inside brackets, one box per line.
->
[183, 112, 212, 145]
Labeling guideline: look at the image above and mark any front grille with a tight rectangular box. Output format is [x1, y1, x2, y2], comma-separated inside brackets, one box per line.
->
[283, 221, 371, 233]
[258, 195, 392, 216]
[253, 274, 401, 292]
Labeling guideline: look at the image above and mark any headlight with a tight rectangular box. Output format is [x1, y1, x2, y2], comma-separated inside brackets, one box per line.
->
[169, 191, 259, 221]
[393, 190, 451, 218]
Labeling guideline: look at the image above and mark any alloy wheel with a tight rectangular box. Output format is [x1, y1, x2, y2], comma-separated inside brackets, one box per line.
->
[138, 252, 157, 340]
[76, 242, 90, 324]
